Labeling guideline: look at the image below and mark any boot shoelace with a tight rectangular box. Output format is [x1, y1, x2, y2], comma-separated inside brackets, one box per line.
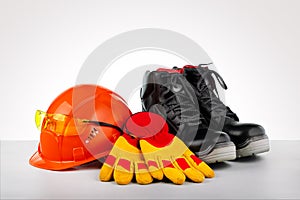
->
[160, 73, 204, 126]
[196, 64, 227, 99]
[196, 64, 238, 121]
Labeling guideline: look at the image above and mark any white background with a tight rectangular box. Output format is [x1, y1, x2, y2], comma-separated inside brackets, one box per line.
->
[0, 0, 299, 140]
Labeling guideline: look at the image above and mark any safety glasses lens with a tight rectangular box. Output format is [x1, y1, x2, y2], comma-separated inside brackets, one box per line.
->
[35, 110, 87, 136]
[35, 110, 46, 130]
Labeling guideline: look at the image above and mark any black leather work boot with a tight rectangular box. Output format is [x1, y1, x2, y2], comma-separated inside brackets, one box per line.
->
[140, 69, 236, 163]
[178, 64, 270, 158]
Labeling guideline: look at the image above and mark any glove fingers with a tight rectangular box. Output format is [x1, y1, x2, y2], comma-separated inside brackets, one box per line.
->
[114, 169, 133, 185]
[174, 157, 205, 183]
[184, 149, 215, 178]
[147, 160, 164, 180]
[140, 140, 164, 180]
[195, 161, 215, 178]
[140, 139, 186, 184]
[160, 159, 186, 185]
[183, 168, 205, 183]
[114, 158, 134, 185]
[99, 155, 117, 182]
[99, 164, 114, 182]
[134, 162, 153, 184]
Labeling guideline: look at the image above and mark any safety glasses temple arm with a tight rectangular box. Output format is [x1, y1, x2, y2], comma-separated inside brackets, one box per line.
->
[83, 120, 123, 134]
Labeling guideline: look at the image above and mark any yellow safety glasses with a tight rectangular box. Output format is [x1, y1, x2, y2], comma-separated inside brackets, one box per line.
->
[35, 110, 123, 136]
[35, 110, 88, 136]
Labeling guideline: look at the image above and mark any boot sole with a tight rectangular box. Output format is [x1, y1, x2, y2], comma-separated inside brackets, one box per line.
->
[197, 141, 236, 163]
[236, 136, 270, 158]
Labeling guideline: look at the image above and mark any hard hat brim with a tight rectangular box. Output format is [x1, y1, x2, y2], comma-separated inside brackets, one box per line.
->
[29, 146, 109, 171]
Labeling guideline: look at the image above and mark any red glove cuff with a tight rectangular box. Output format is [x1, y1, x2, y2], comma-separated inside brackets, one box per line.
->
[123, 112, 175, 147]
[121, 132, 139, 147]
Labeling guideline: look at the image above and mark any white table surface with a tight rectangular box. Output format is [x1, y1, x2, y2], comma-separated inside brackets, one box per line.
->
[1, 140, 300, 199]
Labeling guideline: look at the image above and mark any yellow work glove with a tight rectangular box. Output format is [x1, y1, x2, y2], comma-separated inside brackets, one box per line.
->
[123, 112, 215, 185]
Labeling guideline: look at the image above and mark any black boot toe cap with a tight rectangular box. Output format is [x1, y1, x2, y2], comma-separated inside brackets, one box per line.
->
[223, 122, 266, 147]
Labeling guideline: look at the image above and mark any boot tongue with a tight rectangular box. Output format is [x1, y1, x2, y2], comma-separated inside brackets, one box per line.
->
[157, 68, 182, 74]
[182, 67, 205, 88]
[183, 66, 217, 94]
[183, 66, 239, 122]
[183, 65, 196, 69]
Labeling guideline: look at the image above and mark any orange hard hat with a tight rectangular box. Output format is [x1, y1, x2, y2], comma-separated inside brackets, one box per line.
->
[29, 84, 132, 170]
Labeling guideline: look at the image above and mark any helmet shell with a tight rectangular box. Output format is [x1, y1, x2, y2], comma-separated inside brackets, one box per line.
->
[29, 84, 131, 170]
